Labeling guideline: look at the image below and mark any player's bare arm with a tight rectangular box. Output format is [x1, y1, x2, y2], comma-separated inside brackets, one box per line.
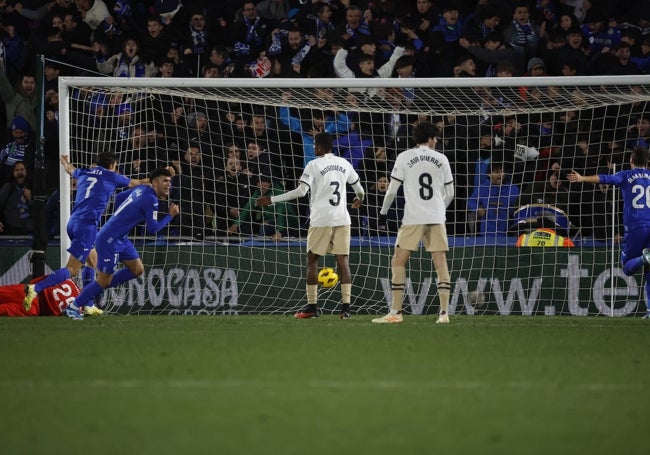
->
[567, 170, 601, 184]
[60, 155, 75, 175]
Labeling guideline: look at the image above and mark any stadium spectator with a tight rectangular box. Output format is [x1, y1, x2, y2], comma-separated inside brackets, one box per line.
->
[200, 62, 220, 78]
[562, 133, 609, 237]
[0, 62, 37, 130]
[96, 100, 134, 155]
[164, 44, 192, 77]
[333, 44, 405, 98]
[267, 24, 312, 77]
[593, 42, 641, 76]
[432, 2, 464, 44]
[182, 109, 219, 162]
[43, 62, 62, 93]
[278, 101, 352, 168]
[458, 31, 515, 77]
[358, 145, 393, 191]
[299, 1, 335, 47]
[540, 12, 579, 45]
[414, 30, 449, 77]
[532, 0, 559, 39]
[75, 0, 111, 31]
[467, 162, 521, 236]
[0, 161, 33, 236]
[580, 9, 621, 56]
[228, 174, 298, 239]
[463, 3, 502, 40]
[0, 8, 28, 83]
[626, 114, 650, 150]
[96, 36, 157, 77]
[140, 15, 173, 67]
[494, 60, 519, 77]
[453, 53, 477, 77]
[332, 4, 372, 50]
[503, 1, 540, 75]
[362, 174, 402, 236]
[157, 57, 176, 77]
[256, 0, 292, 29]
[242, 141, 276, 182]
[180, 11, 212, 76]
[61, 11, 94, 53]
[207, 45, 231, 73]
[0, 116, 32, 184]
[542, 25, 588, 76]
[214, 156, 253, 235]
[525, 56, 545, 76]
[171, 143, 215, 239]
[230, 1, 272, 65]
[121, 124, 167, 180]
[412, 0, 440, 40]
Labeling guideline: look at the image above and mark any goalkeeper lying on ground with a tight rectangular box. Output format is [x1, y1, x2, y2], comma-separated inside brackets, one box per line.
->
[0, 278, 80, 317]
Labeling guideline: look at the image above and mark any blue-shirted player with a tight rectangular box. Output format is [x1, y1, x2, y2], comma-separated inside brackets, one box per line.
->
[568, 147, 650, 318]
[64, 167, 179, 320]
[23, 152, 148, 314]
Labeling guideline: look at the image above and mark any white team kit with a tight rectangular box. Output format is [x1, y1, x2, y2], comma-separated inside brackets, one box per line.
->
[299, 153, 361, 227]
[389, 145, 454, 225]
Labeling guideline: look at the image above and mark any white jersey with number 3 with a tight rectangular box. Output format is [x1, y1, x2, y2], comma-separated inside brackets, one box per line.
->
[300, 153, 360, 227]
[391, 145, 453, 225]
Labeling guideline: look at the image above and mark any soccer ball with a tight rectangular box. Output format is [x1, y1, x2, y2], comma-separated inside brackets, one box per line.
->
[468, 290, 486, 307]
[318, 267, 339, 288]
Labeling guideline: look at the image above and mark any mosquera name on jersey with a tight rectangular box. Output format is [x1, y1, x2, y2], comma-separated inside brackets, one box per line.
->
[300, 153, 360, 227]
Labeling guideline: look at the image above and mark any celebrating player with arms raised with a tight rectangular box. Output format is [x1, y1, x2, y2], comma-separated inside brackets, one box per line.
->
[64, 167, 179, 320]
[568, 146, 650, 319]
[23, 152, 148, 315]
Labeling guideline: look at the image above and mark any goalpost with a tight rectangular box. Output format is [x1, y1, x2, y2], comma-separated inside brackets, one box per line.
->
[58, 75, 650, 317]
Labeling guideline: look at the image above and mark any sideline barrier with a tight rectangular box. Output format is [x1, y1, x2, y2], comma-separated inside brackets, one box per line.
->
[0, 240, 640, 317]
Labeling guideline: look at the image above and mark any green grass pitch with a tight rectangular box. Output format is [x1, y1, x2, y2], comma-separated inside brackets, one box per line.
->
[0, 315, 647, 455]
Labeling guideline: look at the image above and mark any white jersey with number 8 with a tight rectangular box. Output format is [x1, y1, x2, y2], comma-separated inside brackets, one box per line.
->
[390, 145, 453, 225]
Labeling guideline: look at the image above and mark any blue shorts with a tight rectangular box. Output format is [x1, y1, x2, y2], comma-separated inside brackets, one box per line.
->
[66, 220, 98, 264]
[621, 225, 650, 266]
[95, 236, 140, 274]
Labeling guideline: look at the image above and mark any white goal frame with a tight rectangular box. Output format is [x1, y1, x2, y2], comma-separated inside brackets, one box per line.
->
[58, 75, 650, 316]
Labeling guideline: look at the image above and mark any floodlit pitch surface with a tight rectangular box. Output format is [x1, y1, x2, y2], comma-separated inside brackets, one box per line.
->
[0, 316, 647, 455]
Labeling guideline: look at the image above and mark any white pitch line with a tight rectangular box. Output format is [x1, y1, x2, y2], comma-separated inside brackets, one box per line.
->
[0, 379, 641, 392]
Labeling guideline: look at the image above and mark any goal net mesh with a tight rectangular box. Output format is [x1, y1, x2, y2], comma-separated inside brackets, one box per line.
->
[59, 76, 650, 317]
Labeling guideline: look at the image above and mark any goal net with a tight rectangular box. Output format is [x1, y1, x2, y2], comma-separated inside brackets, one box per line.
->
[58, 75, 650, 317]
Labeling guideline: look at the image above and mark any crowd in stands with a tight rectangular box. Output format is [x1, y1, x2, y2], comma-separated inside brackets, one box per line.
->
[0, 0, 649, 240]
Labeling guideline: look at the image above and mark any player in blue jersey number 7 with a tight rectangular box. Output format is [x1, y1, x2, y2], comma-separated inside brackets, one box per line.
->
[568, 146, 650, 318]
[64, 167, 179, 320]
[23, 152, 149, 315]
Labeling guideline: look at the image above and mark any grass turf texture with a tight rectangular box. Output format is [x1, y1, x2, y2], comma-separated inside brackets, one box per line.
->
[0, 316, 647, 455]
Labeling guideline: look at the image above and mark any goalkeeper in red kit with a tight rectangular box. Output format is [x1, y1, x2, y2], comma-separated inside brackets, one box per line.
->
[0, 278, 80, 317]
